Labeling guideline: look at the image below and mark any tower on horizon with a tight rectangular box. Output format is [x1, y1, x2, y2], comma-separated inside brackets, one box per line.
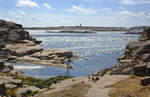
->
[80, 24, 82, 27]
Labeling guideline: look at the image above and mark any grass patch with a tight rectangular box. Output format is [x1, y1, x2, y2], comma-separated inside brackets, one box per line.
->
[100, 68, 110, 76]
[129, 75, 142, 79]
[46, 82, 91, 97]
[17, 75, 72, 89]
[27, 91, 38, 97]
[109, 78, 150, 97]
[5, 73, 72, 89]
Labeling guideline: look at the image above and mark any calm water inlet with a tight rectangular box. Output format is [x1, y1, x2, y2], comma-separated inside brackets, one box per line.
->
[12, 31, 139, 78]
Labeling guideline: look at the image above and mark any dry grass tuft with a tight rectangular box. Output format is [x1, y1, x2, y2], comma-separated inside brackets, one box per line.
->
[46, 82, 91, 97]
[109, 77, 150, 97]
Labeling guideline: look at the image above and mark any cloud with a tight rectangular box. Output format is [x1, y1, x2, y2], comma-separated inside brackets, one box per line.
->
[67, 5, 97, 15]
[114, 10, 141, 19]
[120, 0, 150, 5]
[117, 10, 150, 19]
[8, 10, 27, 20]
[18, 10, 27, 15]
[4, 9, 150, 27]
[43, 3, 52, 9]
[16, 0, 39, 8]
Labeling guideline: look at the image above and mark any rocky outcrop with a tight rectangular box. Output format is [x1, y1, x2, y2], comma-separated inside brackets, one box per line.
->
[0, 61, 21, 75]
[115, 28, 150, 75]
[125, 26, 150, 34]
[16, 88, 32, 97]
[138, 28, 150, 41]
[93, 27, 150, 76]
[119, 28, 150, 60]
[0, 61, 43, 97]
[0, 19, 78, 68]
[2, 40, 77, 68]
[0, 61, 73, 97]
[0, 19, 40, 44]
[6, 40, 43, 57]
[0, 75, 40, 97]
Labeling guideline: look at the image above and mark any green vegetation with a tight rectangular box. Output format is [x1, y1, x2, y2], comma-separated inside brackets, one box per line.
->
[6, 73, 72, 89]
[100, 68, 110, 76]
[17, 75, 72, 89]
[27, 91, 38, 97]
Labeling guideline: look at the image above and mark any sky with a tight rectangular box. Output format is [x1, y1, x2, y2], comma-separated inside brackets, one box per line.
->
[0, 0, 150, 27]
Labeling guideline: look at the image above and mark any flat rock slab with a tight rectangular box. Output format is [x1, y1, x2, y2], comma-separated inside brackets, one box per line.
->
[0, 76, 23, 87]
[6, 84, 17, 89]
[6, 43, 43, 56]
[8, 79, 23, 87]
[85, 75, 129, 97]
[16, 88, 31, 97]
[35, 75, 129, 97]
[16, 56, 41, 62]
[26, 86, 41, 91]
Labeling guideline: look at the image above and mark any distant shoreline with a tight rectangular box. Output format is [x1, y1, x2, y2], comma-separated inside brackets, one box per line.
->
[24, 26, 129, 31]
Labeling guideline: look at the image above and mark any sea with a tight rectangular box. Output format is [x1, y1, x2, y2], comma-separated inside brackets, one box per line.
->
[12, 30, 139, 78]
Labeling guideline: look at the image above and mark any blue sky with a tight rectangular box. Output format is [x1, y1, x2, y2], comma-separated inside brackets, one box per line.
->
[0, 0, 150, 27]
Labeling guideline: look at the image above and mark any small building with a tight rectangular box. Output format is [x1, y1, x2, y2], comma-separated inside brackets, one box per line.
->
[80, 24, 82, 27]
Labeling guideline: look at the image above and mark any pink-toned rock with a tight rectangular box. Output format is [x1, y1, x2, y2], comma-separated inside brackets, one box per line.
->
[6, 43, 43, 56]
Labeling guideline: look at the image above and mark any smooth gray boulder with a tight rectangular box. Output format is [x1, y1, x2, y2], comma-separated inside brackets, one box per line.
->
[6, 84, 17, 89]
[16, 88, 31, 97]
[138, 28, 150, 41]
[8, 79, 23, 87]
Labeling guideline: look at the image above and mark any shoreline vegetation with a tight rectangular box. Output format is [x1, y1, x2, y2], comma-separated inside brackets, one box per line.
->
[1, 19, 150, 97]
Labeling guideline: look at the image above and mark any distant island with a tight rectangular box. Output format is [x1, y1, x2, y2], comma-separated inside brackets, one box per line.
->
[125, 26, 150, 34]
[25, 26, 150, 34]
[25, 26, 129, 31]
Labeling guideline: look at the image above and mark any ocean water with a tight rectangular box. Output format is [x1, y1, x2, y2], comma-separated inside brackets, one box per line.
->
[12, 30, 139, 78]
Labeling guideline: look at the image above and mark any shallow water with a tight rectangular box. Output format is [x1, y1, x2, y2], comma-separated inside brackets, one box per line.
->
[12, 31, 139, 78]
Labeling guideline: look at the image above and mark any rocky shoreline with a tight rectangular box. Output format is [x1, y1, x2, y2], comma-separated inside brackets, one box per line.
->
[0, 19, 78, 69]
[0, 61, 72, 97]
[0, 19, 78, 97]
[104, 27, 150, 76]
[1, 19, 150, 97]
[125, 26, 150, 34]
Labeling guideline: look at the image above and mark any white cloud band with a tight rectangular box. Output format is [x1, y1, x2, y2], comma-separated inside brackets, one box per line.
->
[16, 0, 39, 8]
